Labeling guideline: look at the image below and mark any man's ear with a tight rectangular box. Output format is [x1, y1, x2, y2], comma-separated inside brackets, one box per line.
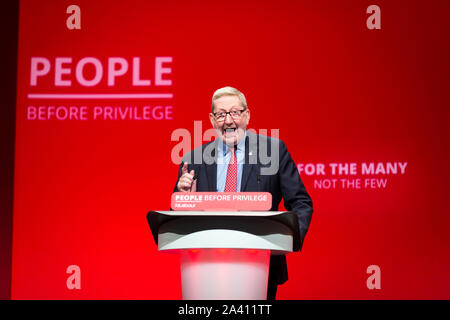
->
[209, 113, 216, 128]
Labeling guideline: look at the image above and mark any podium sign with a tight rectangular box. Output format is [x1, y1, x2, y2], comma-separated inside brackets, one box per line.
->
[171, 192, 272, 211]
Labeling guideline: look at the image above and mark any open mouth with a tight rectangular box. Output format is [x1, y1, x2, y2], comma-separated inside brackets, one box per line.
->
[224, 128, 236, 134]
[223, 128, 237, 137]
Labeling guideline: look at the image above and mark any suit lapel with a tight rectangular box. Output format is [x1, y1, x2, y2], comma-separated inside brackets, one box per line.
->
[241, 133, 258, 191]
[204, 139, 218, 191]
[206, 162, 217, 191]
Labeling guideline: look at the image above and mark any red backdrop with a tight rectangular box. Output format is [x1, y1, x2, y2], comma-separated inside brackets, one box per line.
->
[11, 0, 450, 299]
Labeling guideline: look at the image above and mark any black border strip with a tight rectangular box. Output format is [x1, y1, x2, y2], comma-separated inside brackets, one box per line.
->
[0, 0, 19, 300]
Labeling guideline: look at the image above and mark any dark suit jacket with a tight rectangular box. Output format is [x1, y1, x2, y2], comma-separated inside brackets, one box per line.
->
[173, 131, 313, 284]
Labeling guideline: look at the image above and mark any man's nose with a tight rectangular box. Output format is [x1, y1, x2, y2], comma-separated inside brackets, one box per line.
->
[224, 113, 234, 124]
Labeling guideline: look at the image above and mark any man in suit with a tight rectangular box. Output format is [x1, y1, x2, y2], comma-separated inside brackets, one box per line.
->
[174, 86, 313, 299]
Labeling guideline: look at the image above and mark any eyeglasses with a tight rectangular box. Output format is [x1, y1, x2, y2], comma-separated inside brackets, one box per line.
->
[213, 109, 246, 122]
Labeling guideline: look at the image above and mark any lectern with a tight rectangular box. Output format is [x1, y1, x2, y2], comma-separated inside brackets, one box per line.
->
[147, 194, 300, 300]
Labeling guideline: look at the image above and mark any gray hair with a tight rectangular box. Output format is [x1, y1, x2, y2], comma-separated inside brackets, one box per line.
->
[211, 86, 248, 113]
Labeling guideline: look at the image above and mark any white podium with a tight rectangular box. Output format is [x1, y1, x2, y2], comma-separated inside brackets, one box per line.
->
[147, 211, 300, 300]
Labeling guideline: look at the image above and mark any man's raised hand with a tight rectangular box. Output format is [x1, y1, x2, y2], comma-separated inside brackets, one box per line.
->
[177, 163, 197, 192]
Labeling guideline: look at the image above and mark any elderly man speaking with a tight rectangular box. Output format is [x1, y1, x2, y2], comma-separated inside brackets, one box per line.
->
[174, 86, 313, 300]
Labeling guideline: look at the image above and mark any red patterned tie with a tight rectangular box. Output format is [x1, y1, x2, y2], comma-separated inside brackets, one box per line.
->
[224, 147, 237, 192]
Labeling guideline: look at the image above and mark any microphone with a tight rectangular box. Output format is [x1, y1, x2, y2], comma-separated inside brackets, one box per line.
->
[190, 171, 198, 192]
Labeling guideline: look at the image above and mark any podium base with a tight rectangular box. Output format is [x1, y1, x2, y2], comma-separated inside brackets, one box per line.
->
[180, 248, 270, 300]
